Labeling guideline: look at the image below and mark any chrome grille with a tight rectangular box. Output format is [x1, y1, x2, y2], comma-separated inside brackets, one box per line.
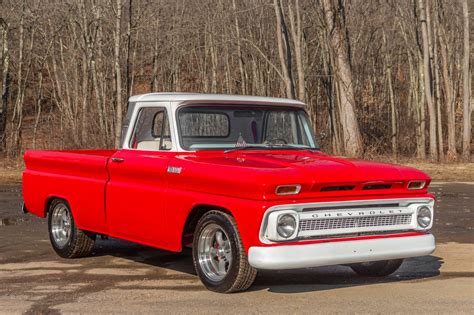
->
[299, 214, 412, 232]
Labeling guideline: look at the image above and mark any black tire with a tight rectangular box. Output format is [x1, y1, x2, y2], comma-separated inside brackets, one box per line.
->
[48, 199, 96, 258]
[350, 259, 404, 277]
[192, 211, 257, 293]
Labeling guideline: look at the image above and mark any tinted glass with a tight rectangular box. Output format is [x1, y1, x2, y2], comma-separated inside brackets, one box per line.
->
[179, 113, 229, 137]
[177, 105, 317, 151]
[130, 107, 172, 150]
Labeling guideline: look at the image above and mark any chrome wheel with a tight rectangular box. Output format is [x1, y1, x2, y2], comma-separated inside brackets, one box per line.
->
[50, 203, 72, 248]
[197, 224, 233, 282]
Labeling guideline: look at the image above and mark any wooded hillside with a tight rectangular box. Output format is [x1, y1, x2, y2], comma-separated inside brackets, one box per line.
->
[0, 0, 472, 160]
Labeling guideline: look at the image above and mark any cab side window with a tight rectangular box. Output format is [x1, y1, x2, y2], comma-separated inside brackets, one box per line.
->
[129, 107, 172, 151]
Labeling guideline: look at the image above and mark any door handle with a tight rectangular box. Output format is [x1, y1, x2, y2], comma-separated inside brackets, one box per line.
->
[111, 157, 125, 163]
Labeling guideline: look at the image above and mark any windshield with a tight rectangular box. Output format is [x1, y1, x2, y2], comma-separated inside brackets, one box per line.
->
[177, 105, 318, 151]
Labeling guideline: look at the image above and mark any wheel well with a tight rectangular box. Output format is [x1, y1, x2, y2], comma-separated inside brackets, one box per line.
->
[182, 204, 231, 247]
[44, 196, 67, 217]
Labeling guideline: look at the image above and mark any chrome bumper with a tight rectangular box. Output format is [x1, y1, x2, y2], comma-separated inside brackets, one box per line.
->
[248, 234, 435, 270]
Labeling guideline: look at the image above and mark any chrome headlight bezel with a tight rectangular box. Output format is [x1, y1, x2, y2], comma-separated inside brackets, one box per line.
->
[417, 205, 432, 228]
[264, 210, 299, 241]
[277, 213, 297, 238]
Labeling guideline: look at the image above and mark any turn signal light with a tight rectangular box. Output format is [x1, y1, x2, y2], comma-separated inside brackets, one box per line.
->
[275, 184, 301, 195]
[407, 180, 426, 190]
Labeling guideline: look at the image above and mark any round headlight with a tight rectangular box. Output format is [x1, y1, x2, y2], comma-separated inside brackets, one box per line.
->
[277, 214, 297, 238]
[417, 206, 432, 228]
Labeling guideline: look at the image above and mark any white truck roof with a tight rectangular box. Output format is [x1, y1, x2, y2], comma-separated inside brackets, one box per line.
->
[128, 92, 306, 107]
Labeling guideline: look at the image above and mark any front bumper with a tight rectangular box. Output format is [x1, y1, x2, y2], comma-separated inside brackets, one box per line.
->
[248, 233, 435, 270]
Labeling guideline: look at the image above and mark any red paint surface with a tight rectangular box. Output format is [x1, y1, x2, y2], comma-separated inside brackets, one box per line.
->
[23, 149, 433, 253]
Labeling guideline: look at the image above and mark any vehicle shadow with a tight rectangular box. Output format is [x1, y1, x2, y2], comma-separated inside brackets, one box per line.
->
[92, 238, 443, 294]
[250, 255, 443, 293]
[92, 238, 197, 275]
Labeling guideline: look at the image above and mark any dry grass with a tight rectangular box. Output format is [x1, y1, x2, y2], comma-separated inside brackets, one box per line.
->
[0, 159, 24, 185]
[0, 157, 472, 185]
[402, 162, 474, 182]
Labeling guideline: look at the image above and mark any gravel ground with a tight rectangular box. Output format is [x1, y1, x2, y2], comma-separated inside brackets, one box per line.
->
[0, 182, 473, 314]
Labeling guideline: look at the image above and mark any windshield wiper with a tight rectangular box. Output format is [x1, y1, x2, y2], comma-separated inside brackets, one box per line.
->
[224, 143, 314, 153]
[264, 143, 309, 149]
[224, 145, 268, 153]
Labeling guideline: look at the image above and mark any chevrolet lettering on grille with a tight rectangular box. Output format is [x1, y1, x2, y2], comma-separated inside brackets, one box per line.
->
[310, 209, 405, 218]
[298, 207, 415, 237]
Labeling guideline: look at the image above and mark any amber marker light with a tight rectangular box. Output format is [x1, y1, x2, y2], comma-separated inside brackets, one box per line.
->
[275, 184, 302, 195]
[407, 180, 426, 190]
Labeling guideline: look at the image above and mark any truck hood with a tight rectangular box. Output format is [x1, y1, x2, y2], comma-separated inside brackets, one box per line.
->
[170, 150, 431, 200]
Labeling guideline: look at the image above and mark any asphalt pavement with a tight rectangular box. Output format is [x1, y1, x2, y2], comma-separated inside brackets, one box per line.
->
[0, 182, 472, 314]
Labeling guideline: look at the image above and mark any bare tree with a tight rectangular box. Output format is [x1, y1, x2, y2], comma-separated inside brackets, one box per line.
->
[383, 30, 397, 160]
[461, 0, 471, 161]
[321, 0, 362, 156]
[0, 18, 10, 154]
[273, 0, 296, 99]
[0, 0, 468, 161]
[436, 0, 457, 160]
[419, 0, 438, 161]
[288, 0, 305, 101]
[232, 0, 247, 95]
[125, 0, 133, 97]
[114, 0, 123, 148]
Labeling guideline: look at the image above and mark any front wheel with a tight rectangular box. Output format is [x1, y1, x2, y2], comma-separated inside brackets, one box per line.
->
[350, 259, 404, 277]
[192, 211, 257, 293]
[48, 199, 96, 258]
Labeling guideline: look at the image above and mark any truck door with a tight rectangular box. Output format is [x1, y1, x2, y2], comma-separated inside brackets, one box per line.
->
[106, 105, 175, 247]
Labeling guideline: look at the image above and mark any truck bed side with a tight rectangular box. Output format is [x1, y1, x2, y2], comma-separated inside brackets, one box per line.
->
[23, 150, 116, 234]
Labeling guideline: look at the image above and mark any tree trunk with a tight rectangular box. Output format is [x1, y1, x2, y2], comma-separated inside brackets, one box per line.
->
[418, 0, 438, 161]
[273, 0, 296, 99]
[11, 2, 25, 156]
[383, 31, 397, 160]
[0, 19, 9, 155]
[114, 0, 123, 148]
[150, 21, 159, 92]
[418, 53, 427, 159]
[125, 0, 133, 98]
[321, 0, 363, 157]
[92, 1, 108, 144]
[438, 14, 457, 160]
[461, 0, 471, 160]
[433, 24, 444, 161]
[232, 0, 247, 95]
[33, 71, 43, 149]
[288, 0, 305, 101]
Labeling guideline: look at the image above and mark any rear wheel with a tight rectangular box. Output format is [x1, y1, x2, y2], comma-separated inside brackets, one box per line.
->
[192, 211, 257, 293]
[48, 199, 96, 258]
[350, 259, 404, 277]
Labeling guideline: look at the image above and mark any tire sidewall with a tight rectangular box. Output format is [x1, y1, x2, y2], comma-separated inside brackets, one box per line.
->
[48, 199, 77, 258]
[192, 212, 242, 293]
[350, 259, 404, 277]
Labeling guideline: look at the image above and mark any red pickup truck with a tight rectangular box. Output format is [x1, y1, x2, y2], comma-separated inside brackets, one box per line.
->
[22, 93, 435, 293]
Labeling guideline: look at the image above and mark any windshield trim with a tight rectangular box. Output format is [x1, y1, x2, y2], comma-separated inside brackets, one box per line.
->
[176, 104, 319, 152]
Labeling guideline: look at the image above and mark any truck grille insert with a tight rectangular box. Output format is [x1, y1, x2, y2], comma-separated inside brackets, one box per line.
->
[298, 214, 412, 232]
